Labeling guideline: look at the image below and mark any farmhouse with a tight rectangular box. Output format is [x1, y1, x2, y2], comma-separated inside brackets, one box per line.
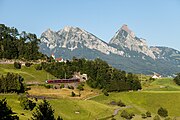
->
[152, 74, 161, 79]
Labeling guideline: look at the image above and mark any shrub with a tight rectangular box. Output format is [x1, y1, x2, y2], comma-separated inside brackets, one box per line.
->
[117, 100, 126, 107]
[44, 84, 53, 89]
[71, 91, 76, 97]
[25, 62, 33, 67]
[120, 110, 134, 119]
[70, 86, 74, 90]
[60, 84, 64, 89]
[153, 115, 161, 120]
[157, 107, 168, 117]
[19, 95, 36, 110]
[146, 111, 151, 117]
[103, 89, 109, 96]
[35, 64, 42, 70]
[14, 62, 21, 69]
[77, 84, 84, 91]
[141, 113, 147, 119]
[174, 73, 180, 85]
[57, 116, 63, 120]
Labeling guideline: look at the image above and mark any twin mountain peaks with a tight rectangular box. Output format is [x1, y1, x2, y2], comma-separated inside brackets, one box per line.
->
[39, 24, 180, 76]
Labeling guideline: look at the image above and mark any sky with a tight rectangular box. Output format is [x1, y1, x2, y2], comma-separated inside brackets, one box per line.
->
[0, 0, 180, 50]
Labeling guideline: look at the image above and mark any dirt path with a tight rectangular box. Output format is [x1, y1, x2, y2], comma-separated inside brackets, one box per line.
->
[84, 94, 101, 100]
[113, 105, 132, 116]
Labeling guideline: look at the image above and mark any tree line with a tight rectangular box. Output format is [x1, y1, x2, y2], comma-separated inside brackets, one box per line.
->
[41, 57, 141, 91]
[0, 24, 46, 60]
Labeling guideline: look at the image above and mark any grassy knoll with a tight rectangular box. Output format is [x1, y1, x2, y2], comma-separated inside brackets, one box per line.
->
[0, 64, 56, 83]
[142, 77, 180, 91]
[91, 91, 180, 117]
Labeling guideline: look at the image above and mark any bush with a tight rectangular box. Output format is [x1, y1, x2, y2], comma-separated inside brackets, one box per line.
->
[157, 107, 168, 117]
[117, 100, 126, 107]
[19, 95, 36, 110]
[57, 116, 63, 120]
[71, 91, 76, 97]
[14, 62, 21, 69]
[141, 113, 147, 119]
[70, 86, 74, 90]
[103, 89, 109, 96]
[153, 115, 161, 120]
[25, 62, 33, 67]
[44, 84, 53, 89]
[146, 111, 151, 117]
[174, 73, 180, 85]
[120, 110, 134, 119]
[60, 84, 64, 89]
[35, 64, 42, 70]
[77, 84, 84, 91]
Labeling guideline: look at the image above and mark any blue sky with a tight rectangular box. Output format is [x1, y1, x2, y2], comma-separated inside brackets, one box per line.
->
[0, 0, 180, 50]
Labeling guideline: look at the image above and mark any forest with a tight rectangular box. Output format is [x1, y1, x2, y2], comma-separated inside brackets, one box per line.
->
[41, 58, 142, 92]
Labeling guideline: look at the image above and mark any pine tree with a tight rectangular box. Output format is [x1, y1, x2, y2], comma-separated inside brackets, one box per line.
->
[0, 98, 19, 120]
[31, 100, 55, 120]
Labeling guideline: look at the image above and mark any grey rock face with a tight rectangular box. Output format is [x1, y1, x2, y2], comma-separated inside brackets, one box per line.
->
[39, 25, 180, 76]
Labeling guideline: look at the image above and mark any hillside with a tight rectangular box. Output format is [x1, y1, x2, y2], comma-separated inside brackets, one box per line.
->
[0, 64, 180, 119]
[0, 64, 56, 84]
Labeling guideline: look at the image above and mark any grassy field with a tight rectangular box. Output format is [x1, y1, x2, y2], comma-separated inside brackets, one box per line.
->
[91, 91, 180, 117]
[27, 83, 101, 99]
[0, 64, 56, 83]
[0, 94, 115, 120]
[142, 77, 180, 91]
[1, 63, 180, 119]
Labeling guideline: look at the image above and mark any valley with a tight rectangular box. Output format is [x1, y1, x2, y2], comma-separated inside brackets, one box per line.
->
[0, 64, 180, 120]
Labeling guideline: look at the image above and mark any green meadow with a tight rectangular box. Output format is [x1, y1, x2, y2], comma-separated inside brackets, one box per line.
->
[0, 64, 180, 119]
[0, 64, 56, 83]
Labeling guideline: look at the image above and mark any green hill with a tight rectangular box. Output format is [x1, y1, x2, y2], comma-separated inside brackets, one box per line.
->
[0, 64, 56, 83]
[143, 78, 180, 91]
[0, 94, 115, 120]
[91, 91, 180, 118]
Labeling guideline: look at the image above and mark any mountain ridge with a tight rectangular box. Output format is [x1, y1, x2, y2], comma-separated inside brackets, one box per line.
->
[39, 24, 180, 76]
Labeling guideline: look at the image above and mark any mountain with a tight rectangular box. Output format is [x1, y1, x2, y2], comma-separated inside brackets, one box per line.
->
[40, 26, 124, 57]
[39, 25, 180, 76]
[109, 24, 155, 59]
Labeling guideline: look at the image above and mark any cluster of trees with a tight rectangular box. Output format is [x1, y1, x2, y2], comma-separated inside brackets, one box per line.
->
[41, 58, 141, 92]
[0, 72, 25, 93]
[0, 24, 46, 60]
[174, 73, 180, 85]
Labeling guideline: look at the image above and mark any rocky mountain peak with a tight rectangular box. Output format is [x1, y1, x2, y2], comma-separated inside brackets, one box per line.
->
[40, 26, 124, 56]
[121, 24, 135, 38]
[109, 24, 155, 59]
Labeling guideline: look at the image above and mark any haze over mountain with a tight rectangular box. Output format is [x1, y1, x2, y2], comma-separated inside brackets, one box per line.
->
[39, 24, 180, 76]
